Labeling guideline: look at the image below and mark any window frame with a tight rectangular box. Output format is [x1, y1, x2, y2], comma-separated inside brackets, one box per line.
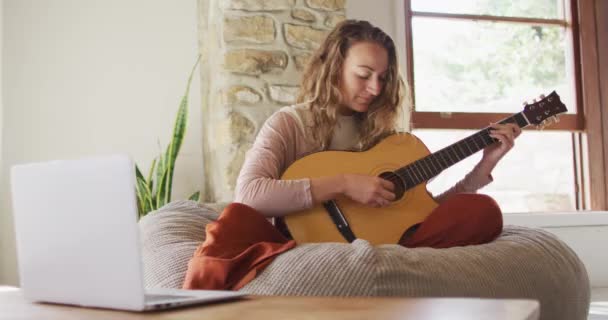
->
[403, 0, 608, 210]
[577, 0, 608, 210]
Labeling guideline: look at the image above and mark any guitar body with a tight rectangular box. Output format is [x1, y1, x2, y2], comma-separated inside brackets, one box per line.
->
[281, 133, 438, 245]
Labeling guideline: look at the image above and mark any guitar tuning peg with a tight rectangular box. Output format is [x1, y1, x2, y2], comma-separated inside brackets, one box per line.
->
[537, 121, 546, 130]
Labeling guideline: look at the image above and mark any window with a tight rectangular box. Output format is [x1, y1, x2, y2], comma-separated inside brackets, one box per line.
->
[404, 0, 589, 212]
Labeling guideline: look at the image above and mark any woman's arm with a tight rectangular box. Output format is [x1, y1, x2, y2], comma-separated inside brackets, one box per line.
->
[433, 123, 521, 203]
[311, 174, 395, 207]
[235, 111, 397, 216]
[235, 111, 315, 217]
[433, 163, 494, 203]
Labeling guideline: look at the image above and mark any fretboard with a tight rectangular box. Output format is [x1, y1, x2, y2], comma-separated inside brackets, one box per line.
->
[396, 112, 529, 190]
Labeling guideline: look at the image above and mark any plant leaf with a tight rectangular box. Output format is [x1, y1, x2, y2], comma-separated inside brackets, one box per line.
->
[155, 153, 165, 195]
[135, 165, 154, 217]
[155, 166, 169, 209]
[188, 191, 200, 202]
[164, 55, 201, 204]
[147, 158, 157, 191]
[136, 177, 154, 217]
[134, 165, 147, 217]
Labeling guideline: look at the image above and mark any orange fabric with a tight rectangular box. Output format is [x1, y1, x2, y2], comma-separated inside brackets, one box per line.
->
[182, 202, 296, 291]
[399, 193, 503, 248]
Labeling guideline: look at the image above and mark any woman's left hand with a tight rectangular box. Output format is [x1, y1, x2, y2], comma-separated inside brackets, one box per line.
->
[479, 123, 522, 171]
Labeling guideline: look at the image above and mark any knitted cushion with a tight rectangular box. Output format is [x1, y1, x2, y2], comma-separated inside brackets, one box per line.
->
[139, 200, 590, 320]
[139, 201, 219, 288]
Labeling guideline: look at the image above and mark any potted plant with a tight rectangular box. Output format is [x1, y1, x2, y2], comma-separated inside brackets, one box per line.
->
[135, 56, 201, 217]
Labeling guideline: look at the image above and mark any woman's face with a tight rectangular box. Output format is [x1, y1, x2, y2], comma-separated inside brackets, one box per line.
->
[339, 41, 389, 115]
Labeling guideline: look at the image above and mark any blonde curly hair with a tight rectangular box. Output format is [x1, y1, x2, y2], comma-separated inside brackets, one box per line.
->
[297, 19, 409, 151]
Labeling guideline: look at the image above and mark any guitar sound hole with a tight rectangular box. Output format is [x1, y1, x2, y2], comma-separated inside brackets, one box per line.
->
[378, 171, 406, 201]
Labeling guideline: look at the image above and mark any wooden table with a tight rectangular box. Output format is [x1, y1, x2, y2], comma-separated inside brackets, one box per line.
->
[0, 289, 539, 320]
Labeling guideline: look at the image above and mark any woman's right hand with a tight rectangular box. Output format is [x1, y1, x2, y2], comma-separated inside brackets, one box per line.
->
[343, 174, 395, 207]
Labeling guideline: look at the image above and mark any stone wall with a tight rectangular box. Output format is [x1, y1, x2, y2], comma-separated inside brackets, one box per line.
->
[198, 0, 346, 202]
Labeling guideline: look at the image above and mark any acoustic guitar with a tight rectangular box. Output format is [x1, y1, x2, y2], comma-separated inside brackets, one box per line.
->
[281, 91, 568, 245]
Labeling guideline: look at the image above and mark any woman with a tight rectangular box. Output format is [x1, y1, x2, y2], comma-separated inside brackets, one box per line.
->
[235, 19, 520, 247]
[183, 20, 521, 290]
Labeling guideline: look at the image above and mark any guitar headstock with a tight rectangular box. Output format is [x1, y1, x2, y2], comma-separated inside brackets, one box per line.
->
[522, 91, 568, 127]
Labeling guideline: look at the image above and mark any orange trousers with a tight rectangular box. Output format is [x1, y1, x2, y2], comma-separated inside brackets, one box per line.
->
[183, 193, 503, 290]
[399, 193, 503, 248]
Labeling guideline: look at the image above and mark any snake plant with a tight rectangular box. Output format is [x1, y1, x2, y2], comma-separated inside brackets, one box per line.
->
[135, 56, 201, 217]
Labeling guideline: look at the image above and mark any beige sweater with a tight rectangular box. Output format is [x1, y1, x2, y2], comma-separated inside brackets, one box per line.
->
[235, 104, 492, 217]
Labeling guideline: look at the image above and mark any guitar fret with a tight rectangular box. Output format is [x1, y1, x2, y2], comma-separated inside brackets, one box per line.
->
[446, 151, 454, 166]
[431, 154, 442, 168]
[415, 162, 429, 181]
[467, 141, 475, 154]
[473, 134, 486, 150]
[413, 162, 424, 181]
[483, 130, 495, 144]
[439, 152, 450, 167]
[429, 157, 440, 173]
[474, 135, 483, 149]
[458, 143, 470, 157]
[450, 147, 461, 162]
[479, 134, 490, 149]
[447, 146, 458, 161]
[435, 153, 446, 168]
[453, 145, 465, 160]
[419, 160, 431, 179]
[453, 143, 464, 158]
[414, 165, 424, 184]
[479, 133, 490, 147]
[422, 158, 435, 177]
[443, 150, 454, 165]
[448, 149, 457, 164]
[409, 166, 422, 183]
[425, 159, 436, 178]
[402, 169, 415, 187]
[427, 156, 441, 175]
[476, 134, 485, 149]
[405, 168, 415, 186]
[464, 140, 474, 153]
[470, 136, 480, 149]
[410, 164, 421, 182]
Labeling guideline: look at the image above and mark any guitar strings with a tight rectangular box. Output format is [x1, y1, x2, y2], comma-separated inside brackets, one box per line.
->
[378, 127, 502, 192]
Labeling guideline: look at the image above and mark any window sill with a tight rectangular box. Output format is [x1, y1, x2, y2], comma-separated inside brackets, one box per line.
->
[503, 211, 608, 228]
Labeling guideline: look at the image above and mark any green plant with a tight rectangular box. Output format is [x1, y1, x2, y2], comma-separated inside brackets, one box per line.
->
[135, 56, 201, 218]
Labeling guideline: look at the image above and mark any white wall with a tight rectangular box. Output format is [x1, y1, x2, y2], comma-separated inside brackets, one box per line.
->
[0, 0, 201, 285]
[0, 0, 7, 285]
[0, 1, 4, 185]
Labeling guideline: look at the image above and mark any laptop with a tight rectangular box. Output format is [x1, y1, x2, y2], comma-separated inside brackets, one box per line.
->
[10, 154, 245, 311]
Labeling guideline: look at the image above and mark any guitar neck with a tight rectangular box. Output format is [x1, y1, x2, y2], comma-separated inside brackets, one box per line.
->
[397, 112, 530, 190]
